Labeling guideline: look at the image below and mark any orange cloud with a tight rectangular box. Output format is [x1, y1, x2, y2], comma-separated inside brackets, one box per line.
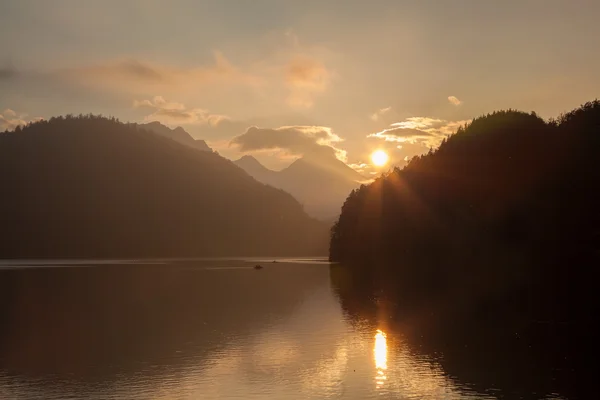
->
[347, 162, 369, 173]
[64, 52, 263, 93]
[370, 106, 392, 121]
[285, 56, 331, 108]
[0, 109, 36, 131]
[133, 96, 229, 126]
[230, 125, 346, 161]
[448, 95, 462, 106]
[368, 117, 471, 147]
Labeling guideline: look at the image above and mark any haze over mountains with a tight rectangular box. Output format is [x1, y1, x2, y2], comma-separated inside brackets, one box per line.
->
[130, 121, 365, 219]
[234, 155, 365, 219]
[0, 115, 327, 258]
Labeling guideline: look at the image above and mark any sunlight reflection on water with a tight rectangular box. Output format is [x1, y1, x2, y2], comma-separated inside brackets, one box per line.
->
[374, 329, 388, 389]
[0, 260, 568, 399]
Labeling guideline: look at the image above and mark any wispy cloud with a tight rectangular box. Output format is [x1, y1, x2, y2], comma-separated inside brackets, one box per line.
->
[285, 56, 332, 108]
[230, 125, 346, 161]
[4, 44, 333, 113]
[347, 162, 369, 173]
[55, 52, 264, 94]
[370, 106, 392, 121]
[448, 95, 462, 106]
[0, 109, 39, 131]
[390, 117, 447, 130]
[133, 96, 229, 126]
[368, 116, 470, 147]
[369, 127, 436, 142]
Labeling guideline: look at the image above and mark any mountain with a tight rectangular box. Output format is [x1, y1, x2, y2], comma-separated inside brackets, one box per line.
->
[234, 155, 365, 219]
[138, 121, 212, 152]
[136, 121, 363, 219]
[299, 153, 366, 183]
[235, 155, 277, 183]
[0, 115, 327, 258]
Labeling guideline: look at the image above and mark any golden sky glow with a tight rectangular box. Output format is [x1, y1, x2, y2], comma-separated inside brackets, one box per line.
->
[2, 1, 600, 172]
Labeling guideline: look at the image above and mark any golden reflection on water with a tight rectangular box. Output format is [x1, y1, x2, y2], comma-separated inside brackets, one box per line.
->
[374, 329, 387, 388]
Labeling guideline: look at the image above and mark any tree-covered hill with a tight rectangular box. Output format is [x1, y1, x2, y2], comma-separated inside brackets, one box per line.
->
[0, 115, 327, 258]
[330, 101, 599, 325]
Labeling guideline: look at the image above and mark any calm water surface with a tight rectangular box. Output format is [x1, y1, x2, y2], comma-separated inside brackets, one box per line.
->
[0, 259, 567, 399]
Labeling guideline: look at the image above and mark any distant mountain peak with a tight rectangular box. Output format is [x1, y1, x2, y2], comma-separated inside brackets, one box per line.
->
[235, 153, 365, 220]
[145, 121, 162, 126]
[287, 155, 366, 183]
[238, 154, 260, 163]
[234, 155, 274, 176]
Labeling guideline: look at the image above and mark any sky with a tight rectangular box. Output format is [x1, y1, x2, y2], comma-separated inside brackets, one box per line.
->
[1, 0, 599, 173]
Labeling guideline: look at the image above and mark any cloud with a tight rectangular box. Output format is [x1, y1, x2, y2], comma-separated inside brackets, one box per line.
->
[230, 125, 346, 161]
[285, 56, 331, 108]
[390, 117, 447, 130]
[370, 106, 392, 121]
[0, 109, 33, 131]
[133, 96, 229, 126]
[90, 60, 165, 82]
[60, 52, 263, 94]
[368, 116, 470, 147]
[2, 30, 335, 114]
[0, 53, 264, 101]
[367, 117, 469, 170]
[448, 95, 462, 106]
[369, 127, 436, 142]
[347, 162, 369, 173]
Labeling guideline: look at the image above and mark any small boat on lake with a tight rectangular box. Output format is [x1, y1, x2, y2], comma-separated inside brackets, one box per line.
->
[254, 264, 263, 270]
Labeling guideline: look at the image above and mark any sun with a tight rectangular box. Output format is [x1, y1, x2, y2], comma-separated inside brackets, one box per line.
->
[371, 150, 389, 167]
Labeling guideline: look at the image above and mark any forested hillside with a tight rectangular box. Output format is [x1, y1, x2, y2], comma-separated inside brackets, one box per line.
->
[330, 101, 600, 325]
[0, 115, 327, 258]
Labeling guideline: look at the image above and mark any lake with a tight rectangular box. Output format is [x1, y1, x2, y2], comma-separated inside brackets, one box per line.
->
[0, 259, 573, 399]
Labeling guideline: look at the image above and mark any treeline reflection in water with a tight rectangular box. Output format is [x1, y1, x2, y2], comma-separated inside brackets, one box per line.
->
[0, 261, 329, 398]
[330, 264, 589, 400]
[0, 260, 583, 399]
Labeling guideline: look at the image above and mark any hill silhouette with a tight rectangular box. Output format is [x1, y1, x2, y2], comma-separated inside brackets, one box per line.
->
[0, 115, 327, 258]
[329, 100, 599, 342]
[328, 101, 600, 398]
[235, 154, 365, 219]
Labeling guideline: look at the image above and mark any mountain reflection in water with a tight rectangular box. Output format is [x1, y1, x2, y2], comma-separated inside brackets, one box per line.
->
[0, 259, 572, 399]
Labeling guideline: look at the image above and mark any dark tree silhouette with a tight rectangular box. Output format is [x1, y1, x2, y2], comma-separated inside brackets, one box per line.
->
[328, 101, 600, 399]
[330, 100, 599, 326]
[0, 115, 328, 258]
